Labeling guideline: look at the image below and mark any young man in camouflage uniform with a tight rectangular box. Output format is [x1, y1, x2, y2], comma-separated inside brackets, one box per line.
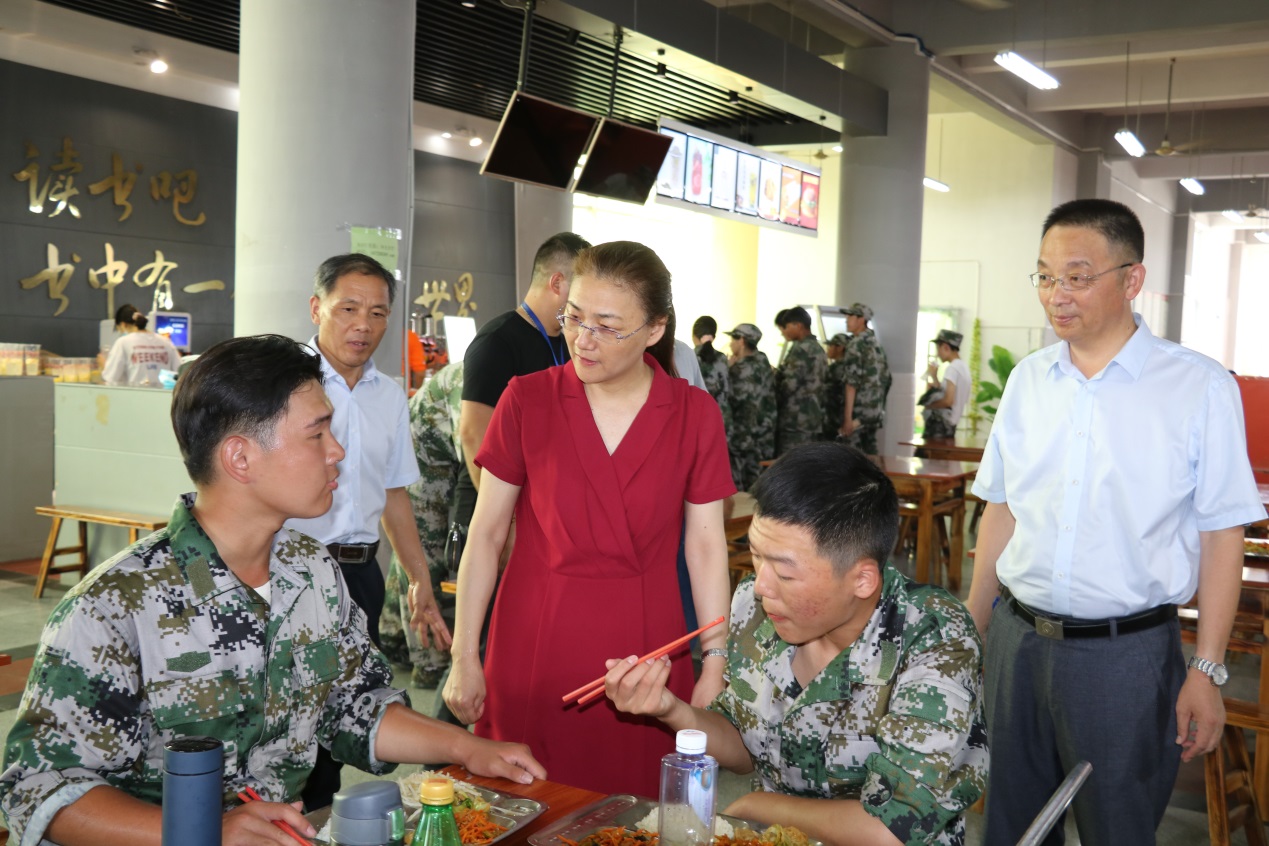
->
[0, 336, 544, 846]
[840, 303, 893, 456]
[774, 306, 827, 456]
[822, 332, 849, 440]
[603, 443, 988, 846]
[692, 315, 733, 440]
[724, 323, 776, 492]
[380, 361, 464, 688]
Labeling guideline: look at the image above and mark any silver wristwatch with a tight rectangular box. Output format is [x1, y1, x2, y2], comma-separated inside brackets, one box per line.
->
[1187, 656, 1229, 687]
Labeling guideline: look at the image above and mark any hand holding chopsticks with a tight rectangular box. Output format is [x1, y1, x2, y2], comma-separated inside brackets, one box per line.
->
[563, 615, 725, 707]
[236, 786, 313, 846]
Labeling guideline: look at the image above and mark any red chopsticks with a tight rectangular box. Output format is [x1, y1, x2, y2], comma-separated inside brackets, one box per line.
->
[237, 786, 312, 846]
[562, 615, 725, 707]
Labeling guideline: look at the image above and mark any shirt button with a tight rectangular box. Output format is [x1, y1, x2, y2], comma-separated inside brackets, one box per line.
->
[1056, 573, 1065, 580]
[1072, 479, 1080, 486]
[1076, 431, 1084, 437]
[1064, 526, 1072, 531]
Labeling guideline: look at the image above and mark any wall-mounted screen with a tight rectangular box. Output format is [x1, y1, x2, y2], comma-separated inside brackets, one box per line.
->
[572, 118, 673, 204]
[711, 146, 738, 212]
[735, 153, 760, 216]
[656, 129, 687, 199]
[481, 92, 600, 190]
[685, 136, 714, 205]
[758, 159, 781, 221]
[800, 174, 820, 231]
[780, 166, 802, 225]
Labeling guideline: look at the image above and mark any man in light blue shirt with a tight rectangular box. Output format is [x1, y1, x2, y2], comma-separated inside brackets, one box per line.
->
[966, 199, 1266, 846]
[287, 253, 450, 809]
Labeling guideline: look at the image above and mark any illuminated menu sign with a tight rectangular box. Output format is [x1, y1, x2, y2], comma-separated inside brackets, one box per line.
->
[654, 118, 820, 235]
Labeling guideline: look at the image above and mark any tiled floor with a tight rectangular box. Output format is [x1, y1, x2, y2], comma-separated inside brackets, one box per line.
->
[0, 539, 1257, 844]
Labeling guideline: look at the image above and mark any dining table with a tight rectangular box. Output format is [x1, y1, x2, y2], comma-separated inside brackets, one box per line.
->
[872, 456, 979, 589]
[898, 429, 990, 463]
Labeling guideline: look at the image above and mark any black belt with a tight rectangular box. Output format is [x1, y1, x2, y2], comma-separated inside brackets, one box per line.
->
[326, 542, 379, 565]
[1001, 588, 1176, 640]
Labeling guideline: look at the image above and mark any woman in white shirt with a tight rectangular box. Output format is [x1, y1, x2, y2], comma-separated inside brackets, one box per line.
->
[101, 304, 183, 387]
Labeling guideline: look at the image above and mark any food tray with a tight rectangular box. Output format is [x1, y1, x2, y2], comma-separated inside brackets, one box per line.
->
[1247, 539, 1269, 560]
[527, 794, 823, 846]
[406, 780, 545, 846]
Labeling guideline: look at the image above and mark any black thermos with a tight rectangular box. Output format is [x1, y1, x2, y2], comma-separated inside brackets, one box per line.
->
[162, 736, 224, 846]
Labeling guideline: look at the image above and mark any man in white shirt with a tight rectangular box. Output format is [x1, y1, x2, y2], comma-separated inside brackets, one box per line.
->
[920, 329, 970, 439]
[966, 199, 1266, 846]
[287, 253, 450, 809]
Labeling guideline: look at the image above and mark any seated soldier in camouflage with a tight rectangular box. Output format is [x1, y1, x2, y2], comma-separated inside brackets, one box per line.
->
[602, 442, 987, 846]
[0, 335, 545, 846]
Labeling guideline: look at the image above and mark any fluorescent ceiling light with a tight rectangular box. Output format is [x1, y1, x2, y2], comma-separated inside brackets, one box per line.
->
[1114, 129, 1146, 158]
[1179, 178, 1205, 196]
[1254, 231, 1269, 244]
[993, 51, 1059, 90]
[923, 177, 950, 192]
[1223, 209, 1245, 222]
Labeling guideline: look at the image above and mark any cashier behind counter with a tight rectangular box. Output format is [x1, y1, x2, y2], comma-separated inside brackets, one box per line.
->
[0, 335, 544, 846]
[101, 304, 183, 387]
[602, 443, 988, 846]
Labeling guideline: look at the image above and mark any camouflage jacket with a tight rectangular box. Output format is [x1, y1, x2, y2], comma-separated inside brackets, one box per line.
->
[696, 345, 733, 440]
[0, 495, 404, 846]
[775, 335, 827, 434]
[406, 362, 464, 565]
[710, 569, 988, 846]
[824, 358, 848, 432]
[843, 329, 892, 428]
[728, 351, 777, 460]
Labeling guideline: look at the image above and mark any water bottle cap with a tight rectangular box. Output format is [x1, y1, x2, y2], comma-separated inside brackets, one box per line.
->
[162, 736, 223, 775]
[675, 729, 708, 755]
[419, 778, 455, 806]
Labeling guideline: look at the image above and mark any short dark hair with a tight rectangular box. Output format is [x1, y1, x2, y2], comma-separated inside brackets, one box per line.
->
[751, 442, 898, 575]
[1042, 199, 1144, 263]
[777, 306, 813, 329]
[172, 335, 323, 486]
[692, 315, 718, 339]
[313, 253, 396, 305]
[531, 232, 591, 285]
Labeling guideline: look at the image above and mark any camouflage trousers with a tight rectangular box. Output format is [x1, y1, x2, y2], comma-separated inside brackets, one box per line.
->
[776, 428, 820, 458]
[843, 425, 880, 456]
[380, 551, 452, 682]
[923, 409, 957, 440]
[731, 449, 765, 494]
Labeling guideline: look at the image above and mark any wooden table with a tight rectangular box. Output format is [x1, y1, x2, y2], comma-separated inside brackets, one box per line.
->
[873, 456, 978, 589]
[33, 505, 168, 598]
[899, 430, 990, 463]
[445, 765, 604, 844]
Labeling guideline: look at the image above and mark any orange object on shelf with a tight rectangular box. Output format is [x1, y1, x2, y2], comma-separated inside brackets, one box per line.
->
[1236, 376, 1269, 482]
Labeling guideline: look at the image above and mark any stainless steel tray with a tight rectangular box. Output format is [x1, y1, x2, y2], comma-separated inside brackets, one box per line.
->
[527, 794, 822, 846]
[405, 780, 545, 845]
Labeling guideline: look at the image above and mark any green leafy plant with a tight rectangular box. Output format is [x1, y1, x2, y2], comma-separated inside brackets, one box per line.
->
[976, 345, 1017, 416]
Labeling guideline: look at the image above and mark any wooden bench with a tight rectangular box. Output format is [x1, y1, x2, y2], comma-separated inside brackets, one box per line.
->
[33, 506, 167, 599]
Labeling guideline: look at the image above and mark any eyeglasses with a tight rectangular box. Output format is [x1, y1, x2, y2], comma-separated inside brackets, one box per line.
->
[556, 310, 650, 344]
[1028, 263, 1133, 292]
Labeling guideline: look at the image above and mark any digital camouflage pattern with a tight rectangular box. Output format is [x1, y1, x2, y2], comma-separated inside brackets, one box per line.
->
[728, 351, 776, 492]
[0, 495, 404, 846]
[381, 363, 463, 680]
[824, 357, 848, 439]
[710, 568, 988, 846]
[696, 345, 733, 441]
[775, 335, 828, 455]
[843, 329, 892, 456]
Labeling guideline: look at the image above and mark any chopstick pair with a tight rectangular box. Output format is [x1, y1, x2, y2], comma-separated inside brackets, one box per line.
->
[562, 616, 725, 707]
[237, 785, 312, 846]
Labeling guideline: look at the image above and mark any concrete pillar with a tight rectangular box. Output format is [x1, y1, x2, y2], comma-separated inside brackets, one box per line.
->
[234, 0, 416, 374]
[837, 43, 930, 454]
[1076, 150, 1112, 199]
[514, 184, 574, 297]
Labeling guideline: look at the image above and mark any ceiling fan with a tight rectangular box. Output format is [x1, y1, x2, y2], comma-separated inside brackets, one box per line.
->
[1153, 59, 1214, 157]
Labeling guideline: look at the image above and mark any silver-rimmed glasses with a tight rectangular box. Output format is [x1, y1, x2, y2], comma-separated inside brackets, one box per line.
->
[556, 310, 650, 344]
[1029, 263, 1133, 292]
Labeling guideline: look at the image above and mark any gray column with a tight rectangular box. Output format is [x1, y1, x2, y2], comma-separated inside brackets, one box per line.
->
[837, 43, 930, 453]
[234, 0, 416, 374]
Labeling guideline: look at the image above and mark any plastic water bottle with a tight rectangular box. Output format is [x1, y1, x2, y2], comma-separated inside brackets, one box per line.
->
[161, 736, 224, 846]
[410, 778, 461, 846]
[658, 729, 718, 846]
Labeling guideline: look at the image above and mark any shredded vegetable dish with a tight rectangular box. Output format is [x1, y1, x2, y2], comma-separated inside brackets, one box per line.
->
[559, 823, 810, 846]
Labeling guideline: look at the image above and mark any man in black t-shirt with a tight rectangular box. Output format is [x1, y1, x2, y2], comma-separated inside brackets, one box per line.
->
[433, 232, 590, 724]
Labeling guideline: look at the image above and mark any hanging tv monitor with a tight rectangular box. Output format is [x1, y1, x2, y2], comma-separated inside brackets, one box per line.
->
[481, 92, 600, 190]
[572, 117, 673, 204]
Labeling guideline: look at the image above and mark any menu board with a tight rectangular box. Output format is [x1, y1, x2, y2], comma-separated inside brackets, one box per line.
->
[685, 136, 713, 205]
[711, 146, 738, 212]
[654, 118, 821, 236]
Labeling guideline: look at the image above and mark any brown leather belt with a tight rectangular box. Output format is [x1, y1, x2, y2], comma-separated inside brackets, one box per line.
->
[326, 542, 379, 565]
[1002, 588, 1176, 640]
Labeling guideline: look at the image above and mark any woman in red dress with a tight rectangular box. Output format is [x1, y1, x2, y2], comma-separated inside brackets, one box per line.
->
[443, 241, 735, 796]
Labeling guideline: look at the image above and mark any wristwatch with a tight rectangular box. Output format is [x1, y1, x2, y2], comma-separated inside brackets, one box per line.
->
[1187, 656, 1229, 686]
[702, 648, 728, 661]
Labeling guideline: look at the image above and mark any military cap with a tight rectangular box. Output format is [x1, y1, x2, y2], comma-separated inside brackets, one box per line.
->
[726, 323, 763, 344]
[933, 329, 963, 349]
[827, 333, 850, 347]
[844, 303, 874, 321]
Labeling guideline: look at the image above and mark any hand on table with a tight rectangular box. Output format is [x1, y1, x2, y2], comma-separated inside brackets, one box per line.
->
[408, 579, 452, 650]
[1176, 671, 1225, 763]
[442, 654, 486, 725]
[603, 654, 677, 719]
[461, 735, 548, 785]
[222, 800, 313, 846]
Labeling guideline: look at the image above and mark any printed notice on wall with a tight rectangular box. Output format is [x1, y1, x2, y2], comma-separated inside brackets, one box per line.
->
[349, 226, 400, 276]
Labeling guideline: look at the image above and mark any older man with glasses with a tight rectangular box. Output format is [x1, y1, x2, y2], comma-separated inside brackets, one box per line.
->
[966, 199, 1266, 846]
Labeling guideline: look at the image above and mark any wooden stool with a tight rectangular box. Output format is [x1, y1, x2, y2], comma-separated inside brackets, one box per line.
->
[894, 499, 964, 589]
[33, 506, 167, 598]
[1207, 698, 1269, 846]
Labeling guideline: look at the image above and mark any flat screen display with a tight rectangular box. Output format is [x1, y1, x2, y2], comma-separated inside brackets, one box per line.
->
[656, 129, 687, 200]
[711, 146, 738, 212]
[800, 174, 820, 231]
[573, 118, 673, 204]
[481, 92, 600, 190]
[684, 136, 714, 205]
[735, 153, 760, 216]
[758, 159, 782, 221]
[820, 311, 847, 342]
[152, 311, 191, 351]
[780, 166, 802, 225]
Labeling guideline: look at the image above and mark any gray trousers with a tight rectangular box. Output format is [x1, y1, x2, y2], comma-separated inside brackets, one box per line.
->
[983, 598, 1185, 846]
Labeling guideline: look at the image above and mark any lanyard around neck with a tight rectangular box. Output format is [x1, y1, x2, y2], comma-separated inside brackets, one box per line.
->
[521, 301, 565, 366]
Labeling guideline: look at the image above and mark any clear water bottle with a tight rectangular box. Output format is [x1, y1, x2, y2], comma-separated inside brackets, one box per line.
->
[658, 729, 718, 846]
[410, 778, 461, 846]
[161, 736, 223, 846]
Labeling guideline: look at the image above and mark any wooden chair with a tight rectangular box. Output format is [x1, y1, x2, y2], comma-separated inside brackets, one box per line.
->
[33, 506, 167, 598]
[893, 499, 963, 589]
[1207, 698, 1269, 846]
